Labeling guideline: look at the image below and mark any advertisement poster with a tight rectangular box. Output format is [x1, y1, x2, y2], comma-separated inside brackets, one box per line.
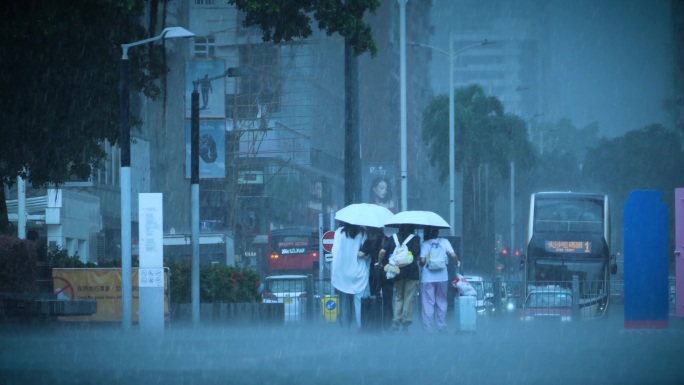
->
[362, 162, 397, 213]
[185, 119, 226, 179]
[52, 268, 169, 322]
[186, 59, 226, 118]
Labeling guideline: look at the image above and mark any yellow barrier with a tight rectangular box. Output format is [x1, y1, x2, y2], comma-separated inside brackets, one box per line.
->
[52, 268, 169, 322]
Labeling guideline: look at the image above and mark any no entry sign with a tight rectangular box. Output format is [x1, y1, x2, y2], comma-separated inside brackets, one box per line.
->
[322, 230, 335, 253]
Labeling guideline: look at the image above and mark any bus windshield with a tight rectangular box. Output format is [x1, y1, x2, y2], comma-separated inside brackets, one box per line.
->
[534, 197, 604, 234]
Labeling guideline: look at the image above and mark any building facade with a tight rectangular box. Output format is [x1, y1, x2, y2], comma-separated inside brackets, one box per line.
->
[5, 1, 446, 270]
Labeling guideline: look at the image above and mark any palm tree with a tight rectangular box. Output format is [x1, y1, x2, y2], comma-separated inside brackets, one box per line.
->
[423, 84, 534, 273]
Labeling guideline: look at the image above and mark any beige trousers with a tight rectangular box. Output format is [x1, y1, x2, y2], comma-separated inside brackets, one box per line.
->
[393, 278, 419, 324]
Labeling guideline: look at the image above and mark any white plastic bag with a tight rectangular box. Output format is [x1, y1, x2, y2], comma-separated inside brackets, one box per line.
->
[452, 273, 477, 296]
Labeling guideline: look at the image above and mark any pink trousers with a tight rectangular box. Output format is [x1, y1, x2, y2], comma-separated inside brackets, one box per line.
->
[420, 281, 449, 332]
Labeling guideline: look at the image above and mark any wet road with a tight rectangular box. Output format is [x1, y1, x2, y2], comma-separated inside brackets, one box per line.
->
[1, 306, 683, 385]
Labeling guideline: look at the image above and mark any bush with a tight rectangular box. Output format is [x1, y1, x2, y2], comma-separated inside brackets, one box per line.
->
[166, 259, 262, 304]
[0, 236, 37, 293]
[45, 246, 98, 268]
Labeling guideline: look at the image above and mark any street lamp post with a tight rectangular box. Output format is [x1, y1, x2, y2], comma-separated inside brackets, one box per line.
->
[189, 68, 248, 326]
[190, 82, 200, 327]
[398, 0, 408, 212]
[411, 34, 493, 235]
[448, 34, 455, 236]
[529, 125, 557, 155]
[120, 26, 194, 329]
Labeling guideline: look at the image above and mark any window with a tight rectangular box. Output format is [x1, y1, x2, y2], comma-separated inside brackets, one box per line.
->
[92, 139, 118, 186]
[267, 279, 307, 294]
[469, 281, 484, 300]
[534, 198, 603, 233]
[194, 37, 215, 58]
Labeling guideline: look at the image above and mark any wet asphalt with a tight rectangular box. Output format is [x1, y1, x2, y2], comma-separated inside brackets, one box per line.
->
[1, 305, 683, 385]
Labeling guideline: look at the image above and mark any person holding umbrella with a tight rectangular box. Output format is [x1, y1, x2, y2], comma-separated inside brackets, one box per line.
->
[358, 227, 392, 331]
[335, 203, 394, 331]
[419, 226, 459, 333]
[376, 224, 421, 332]
[331, 221, 368, 330]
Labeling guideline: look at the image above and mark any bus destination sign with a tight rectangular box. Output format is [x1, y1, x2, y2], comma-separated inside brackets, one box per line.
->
[278, 240, 308, 255]
[281, 248, 306, 254]
[545, 241, 591, 253]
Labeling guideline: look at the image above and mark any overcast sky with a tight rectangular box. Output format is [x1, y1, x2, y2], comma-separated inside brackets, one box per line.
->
[429, 0, 673, 138]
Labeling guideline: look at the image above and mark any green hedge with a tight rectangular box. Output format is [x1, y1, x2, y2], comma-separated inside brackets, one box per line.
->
[45, 246, 98, 268]
[1, 235, 262, 303]
[0, 235, 37, 293]
[166, 260, 262, 304]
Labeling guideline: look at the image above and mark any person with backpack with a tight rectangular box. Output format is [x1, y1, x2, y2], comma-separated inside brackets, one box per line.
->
[419, 226, 459, 333]
[376, 224, 421, 332]
[331, 222, 368, 330]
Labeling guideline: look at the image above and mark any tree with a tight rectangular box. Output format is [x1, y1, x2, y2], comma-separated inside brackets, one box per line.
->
[229, 0, 379, 57]
[0, 0, 170, 234]
[583, 124, 684, 258]
[422, 84, 535, 273]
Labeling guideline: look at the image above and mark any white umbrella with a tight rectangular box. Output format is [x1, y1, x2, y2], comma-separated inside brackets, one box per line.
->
[384, 210, 451, 229]
[334, 203, 394, 228]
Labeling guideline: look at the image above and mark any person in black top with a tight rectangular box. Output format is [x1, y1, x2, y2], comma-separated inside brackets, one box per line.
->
[376, 224, 421, 332]
[359, 227, 393, 331]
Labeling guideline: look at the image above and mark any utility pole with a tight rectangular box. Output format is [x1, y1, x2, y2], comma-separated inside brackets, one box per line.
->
[398, 0, 408, 212]
[344, 37, 361, 205]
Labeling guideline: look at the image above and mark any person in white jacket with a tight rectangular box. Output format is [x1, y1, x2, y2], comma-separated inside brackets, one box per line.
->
[331, 222, 368, 329]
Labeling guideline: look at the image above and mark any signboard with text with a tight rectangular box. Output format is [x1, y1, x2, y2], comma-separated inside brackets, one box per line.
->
[139, 193, 163, 268]
[53, 268, 169, 322]
[544, 241, 591, 253]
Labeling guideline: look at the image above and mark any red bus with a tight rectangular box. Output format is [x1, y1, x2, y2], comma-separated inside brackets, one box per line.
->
[267, 227, 320, 276]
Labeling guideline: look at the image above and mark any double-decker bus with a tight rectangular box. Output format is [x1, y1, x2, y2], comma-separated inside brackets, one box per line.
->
[523, 192, 617, 318]
[267, 227, 321, 277]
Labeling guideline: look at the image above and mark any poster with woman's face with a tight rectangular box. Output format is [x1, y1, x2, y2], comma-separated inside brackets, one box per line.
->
[362, 162, 396, 212]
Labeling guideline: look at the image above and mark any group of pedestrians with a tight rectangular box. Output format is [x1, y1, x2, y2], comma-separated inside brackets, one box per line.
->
[331, 222, 458, 333]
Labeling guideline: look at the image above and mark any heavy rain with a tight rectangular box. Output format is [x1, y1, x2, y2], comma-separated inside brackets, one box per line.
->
[1, 1, 683, 384]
